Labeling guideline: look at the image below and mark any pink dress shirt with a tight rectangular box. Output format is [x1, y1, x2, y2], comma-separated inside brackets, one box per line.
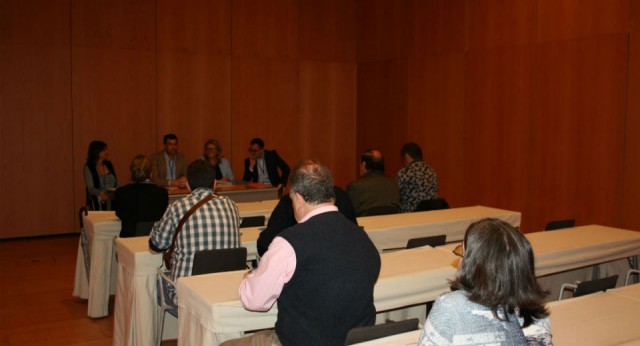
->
[239, 205, 338, 311]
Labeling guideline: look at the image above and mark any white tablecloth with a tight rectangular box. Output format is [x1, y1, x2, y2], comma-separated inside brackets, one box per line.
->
[112, 227, 261, 345]
[357, 206, 521, 251]
[547, 284, 640, 345]
[176, 246, 458, 345]
[72, 211, 121, 318]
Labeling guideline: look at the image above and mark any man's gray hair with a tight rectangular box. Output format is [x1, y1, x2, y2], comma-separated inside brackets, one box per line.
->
[289, 161, 335, 204]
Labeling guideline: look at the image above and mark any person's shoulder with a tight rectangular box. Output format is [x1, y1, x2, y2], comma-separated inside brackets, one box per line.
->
[149, 150, 163, 160]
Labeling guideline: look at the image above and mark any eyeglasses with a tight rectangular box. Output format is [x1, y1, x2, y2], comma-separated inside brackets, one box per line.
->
[206, 147, 218, 151]
[452, 244, 464, 258]
[248, 148, 260, 154]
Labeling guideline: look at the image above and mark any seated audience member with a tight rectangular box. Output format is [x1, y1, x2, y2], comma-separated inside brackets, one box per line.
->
[397, 142, 439, 212]
[84, 140, 117, 210]
[149, 159, 241, 305]
[115, 155, 169, 238]
[243, 137, 290, 191]
[221, 162, 380, 346]
[257, 160, 357, 257]
[149, 133, 187, 188]
[200, 139, 234, 181]
[419, 218, 552, 345]
[346, 149, 400, 216]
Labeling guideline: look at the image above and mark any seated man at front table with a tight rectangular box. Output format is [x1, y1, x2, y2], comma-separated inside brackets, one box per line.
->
[397, 142, 439, 212]
[222, 162, 381, 346]
[149, 133, 187, 188]
[243, 138, 290, 191]
[346, 149, 400, 216]
[149, 160, 241, 305]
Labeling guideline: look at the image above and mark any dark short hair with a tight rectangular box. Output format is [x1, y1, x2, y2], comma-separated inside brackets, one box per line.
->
[86, 140, 107, 163]
[187, 159, 216, 189]
[130, 155, 153, 183]
[163, 133, 178, 144]
[401, 142, 423, 160]
[361, 149, 384, 172]
[451, 218, 549, 327]
[249, 138, 264, 149]
[289, 161, 334, 204]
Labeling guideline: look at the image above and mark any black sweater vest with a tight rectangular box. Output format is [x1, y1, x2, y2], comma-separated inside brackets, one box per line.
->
[276, 211, 380, 346]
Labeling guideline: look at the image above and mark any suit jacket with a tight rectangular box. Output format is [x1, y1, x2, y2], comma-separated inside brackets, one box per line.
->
[346, 171, 400, 217]
[149, 150, 187, 187]
[115, 182, 169, 237]
[257, 186, 357, 257]
[242, 150, 290, 187]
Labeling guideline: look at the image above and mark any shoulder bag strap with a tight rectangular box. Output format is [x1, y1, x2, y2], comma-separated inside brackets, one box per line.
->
[164, 194, 215, 270]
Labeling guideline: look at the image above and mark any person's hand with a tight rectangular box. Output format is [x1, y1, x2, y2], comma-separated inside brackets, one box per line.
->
[243, 269, 254, 279]
[249, 158, 256, 170]
[100, 191, 109, 202]
[176, 176, 187, 188]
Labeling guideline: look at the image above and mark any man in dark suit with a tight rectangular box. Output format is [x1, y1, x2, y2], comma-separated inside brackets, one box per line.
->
[346, 149, 400, 216]
[243, 138, 290, 191]
[115, 155, 169, 237]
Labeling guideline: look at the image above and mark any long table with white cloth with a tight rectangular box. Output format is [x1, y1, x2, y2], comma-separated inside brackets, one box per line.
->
[113, 228, 262, 346]
[73, 200, 276, 319]
[547, 283, 640, 345]
[175, 246, 458, 345]
[357, 205, 520, 251]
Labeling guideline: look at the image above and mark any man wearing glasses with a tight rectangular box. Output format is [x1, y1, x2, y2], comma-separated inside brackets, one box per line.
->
[243, 137, 290, 192]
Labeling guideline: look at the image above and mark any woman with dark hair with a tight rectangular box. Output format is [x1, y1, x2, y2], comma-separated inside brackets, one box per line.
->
[115, 155, 168, 237]
[200, 139, 234, 181]
[84, 140, 117, 210]
[419, 218, 552, 345]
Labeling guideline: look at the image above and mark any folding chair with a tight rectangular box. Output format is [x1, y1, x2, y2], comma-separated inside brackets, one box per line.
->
[406, 235, 446, 249]
[558, 275, 618, 300]
[240, 216, 266, 228]
[544, 219, 575, 231]
[625, 269, 640, 285]
[345, 318, 419, 345]
[415, 198, 449, 212]
[134, 221, 156, 237]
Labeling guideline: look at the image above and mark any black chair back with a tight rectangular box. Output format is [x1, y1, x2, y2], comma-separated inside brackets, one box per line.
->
[574, 275, 618, 297]
[240, 216, 266, 228]
[134, 221, 156, 237]
[406, 235, 446, 249]
[360, 205, 399, 217]
[545, 219, 576, 231]
[191, 247, 248, 276]
[345, 318, 420, 345]
[79, 207, 87, 229]
[415, 198, 449, 212]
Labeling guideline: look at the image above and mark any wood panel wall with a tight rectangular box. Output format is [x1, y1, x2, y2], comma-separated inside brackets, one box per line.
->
[356, 0, 638, 233]
[1, 0, 638, 238]
[0, 0, 357, 238]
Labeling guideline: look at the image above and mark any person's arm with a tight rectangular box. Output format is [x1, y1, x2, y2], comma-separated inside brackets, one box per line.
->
[242, 158, 254, 182]
[148, 206, 177, 254]
[84, 165, 102, 197]
[150, 153, 170, 187]
[239, 237, 296, 311]
[220, 158, 235, 181]
[274, 151, 290, 187]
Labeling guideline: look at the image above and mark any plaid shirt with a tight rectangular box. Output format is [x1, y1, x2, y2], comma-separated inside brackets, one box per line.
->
[397, 160, 439, 213]
[150, 187, 240, 303]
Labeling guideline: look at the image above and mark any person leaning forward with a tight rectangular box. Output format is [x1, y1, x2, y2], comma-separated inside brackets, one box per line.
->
[221, 161, 380, 346]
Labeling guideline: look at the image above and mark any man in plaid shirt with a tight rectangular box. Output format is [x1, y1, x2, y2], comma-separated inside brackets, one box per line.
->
[149, 159, 241, 304]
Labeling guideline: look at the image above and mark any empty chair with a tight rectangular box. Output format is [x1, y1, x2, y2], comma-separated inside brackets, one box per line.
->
[360, 205, 399, 216]
[626, 269, 640, 285]
[156, 247, 248, 345]
[345, 318, 419, 345]
[240, 215, 266, 228]
[191, 247, 248, 275]
[406, 235, 446, 249]
[558, 275, 618, 300]
[415, 198, 449, 212]
[134, 221, 156, 237]
[544, 219, 575, 231]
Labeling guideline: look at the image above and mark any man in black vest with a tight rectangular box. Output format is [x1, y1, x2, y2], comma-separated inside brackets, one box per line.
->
[222, 161, 381, 346]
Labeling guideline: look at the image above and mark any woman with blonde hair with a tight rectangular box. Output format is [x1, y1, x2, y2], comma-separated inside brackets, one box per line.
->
[419, 218, 552, 345]
[115, 155, 168, 237]
[201, 139, 234, 181]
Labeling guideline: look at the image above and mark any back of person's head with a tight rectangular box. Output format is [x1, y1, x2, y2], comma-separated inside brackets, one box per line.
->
[130, 155, 153, 183]
[361, 149, 385, 172]
[452, 218, 548, 326]
[401, 142, 423, 161]
[187, 159, 216, 189]
[163, 133, 178, 144]
[250, 137, 265, 149]
[290, 160, 335, 205]
[87, 140, 107, 164]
